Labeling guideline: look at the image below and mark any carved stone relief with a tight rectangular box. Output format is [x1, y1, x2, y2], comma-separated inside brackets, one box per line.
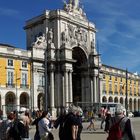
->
[66, 24, 87, 47]
[32, 34, 47, 48]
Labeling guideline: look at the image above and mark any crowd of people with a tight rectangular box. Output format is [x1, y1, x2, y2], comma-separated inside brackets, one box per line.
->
[0, 104, 136, 140]
[0, 110, 31, 140]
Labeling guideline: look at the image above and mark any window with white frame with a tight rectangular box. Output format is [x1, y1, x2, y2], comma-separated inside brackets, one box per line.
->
[8, 59, 13, 66]
[22, 61, 27, 68]
[22, 72, 27, 85]
[39, 74, 45, 87]
[8, 71, 14, 84]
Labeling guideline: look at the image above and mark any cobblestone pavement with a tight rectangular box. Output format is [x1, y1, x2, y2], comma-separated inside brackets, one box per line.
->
[29, 117, 140, 140]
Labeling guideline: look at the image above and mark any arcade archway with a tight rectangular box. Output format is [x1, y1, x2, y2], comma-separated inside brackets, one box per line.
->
[5, 92, 15, 113]
[72, 47, 87, 103]
[20, 92, 29, 108]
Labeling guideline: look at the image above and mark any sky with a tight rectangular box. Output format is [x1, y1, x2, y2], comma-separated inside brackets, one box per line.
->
[0, 0, 140, 73]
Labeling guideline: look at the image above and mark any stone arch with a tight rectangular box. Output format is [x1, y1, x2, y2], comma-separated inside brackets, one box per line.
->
[108, 96, 113, 102]
[102, 96, 107, 102]
[134, 98, 137, 111]
[72, 47, 88, 103]
[114, 97, 118, 103]
[129, 98, 132, 111]
[20, 92, 29, 108]
[72, 45, 88, 59]
[5, 92, 16, 113]
[38, 93, 44, 110]
[120, 97, 123, 105]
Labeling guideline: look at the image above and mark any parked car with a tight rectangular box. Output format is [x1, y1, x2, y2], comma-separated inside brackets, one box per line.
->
[128, 111, 134, 117]
[133, 111, 140, 117]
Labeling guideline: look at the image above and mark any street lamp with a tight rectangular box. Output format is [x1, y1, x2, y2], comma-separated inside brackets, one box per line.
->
[15, 73, 20, 111]
[125, 68, 128, 116]
[44, 48, 48, 111]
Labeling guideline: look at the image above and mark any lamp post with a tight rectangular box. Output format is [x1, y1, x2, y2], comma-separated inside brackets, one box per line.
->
[15, 72, 20, 111]
[44, 48, 48, 111]
[125, 68, 128, 116]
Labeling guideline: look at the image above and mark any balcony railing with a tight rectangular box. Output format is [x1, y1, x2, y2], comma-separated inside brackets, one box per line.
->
[6, 83, 15, 88]
[102, 90, 107, 94]
[109, 91, 113, 95]
[20, 84, 29, 89]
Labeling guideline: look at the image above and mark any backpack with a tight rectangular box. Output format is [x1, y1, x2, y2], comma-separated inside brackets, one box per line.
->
[8, 120, 21, 139]
[107, 117, 124, 140]
[0, 120, 8, 139]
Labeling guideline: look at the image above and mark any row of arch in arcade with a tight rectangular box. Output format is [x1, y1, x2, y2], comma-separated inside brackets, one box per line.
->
[0, 92, 30, 113]
[0, 92, 45, 113]
[102, 96, 140, 112]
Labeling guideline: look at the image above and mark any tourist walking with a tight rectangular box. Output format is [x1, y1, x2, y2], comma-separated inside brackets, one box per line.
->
[61, 106, 79, 140]
[87, 116, 96, 131]
[76, 107, 83, 140]
[107, 104, 136, 140]
[8, 113, 30, 140]
[0, 112, 15, 140]
[38, 111, 52, 140]
[54, 107, 67, 140]
[32, 110, 43, 140]
[104, 110, 111, 133]
[100, 106, 107, 129]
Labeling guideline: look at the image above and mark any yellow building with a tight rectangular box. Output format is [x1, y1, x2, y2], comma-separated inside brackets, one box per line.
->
[101, 64, 140, 112]
[0, 43, 31, 116]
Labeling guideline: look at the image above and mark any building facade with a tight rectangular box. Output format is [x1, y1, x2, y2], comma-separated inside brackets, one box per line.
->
[0, 44, 31, 117]
[0, 0, 140, 117]
[100, 64, 140, 112]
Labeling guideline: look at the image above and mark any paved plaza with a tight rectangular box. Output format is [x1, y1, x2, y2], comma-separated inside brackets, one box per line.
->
[29, 117, 140, 140]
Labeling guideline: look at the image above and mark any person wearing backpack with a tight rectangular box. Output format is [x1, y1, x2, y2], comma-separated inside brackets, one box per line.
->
[107, 104, 136, 140]
[0, 112, 14, 140]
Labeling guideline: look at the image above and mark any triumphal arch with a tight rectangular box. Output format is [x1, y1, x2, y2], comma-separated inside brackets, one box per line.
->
[24, 0, 101, 116]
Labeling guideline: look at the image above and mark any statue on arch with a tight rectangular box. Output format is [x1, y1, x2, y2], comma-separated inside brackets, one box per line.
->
[34, 33, 46, 46]
[48, 28, 54, 44]
[73, 0, 80, 9]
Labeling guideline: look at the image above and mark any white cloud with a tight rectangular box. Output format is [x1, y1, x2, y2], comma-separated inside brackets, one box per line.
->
[82, 0, 140, 72]
[0, 7, 19, 17]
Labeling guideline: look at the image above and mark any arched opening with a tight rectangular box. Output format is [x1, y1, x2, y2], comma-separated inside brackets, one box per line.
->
[38, 93, 44, 110]
[102, 96, 107, 102]
[114, 97, 118, 103]
[108, 96, 113, 102]
[120, 97, 123, 105]
[5, 92, 15, 113]
[72, 47, 87, 103]
[20, 92, 29, 108]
